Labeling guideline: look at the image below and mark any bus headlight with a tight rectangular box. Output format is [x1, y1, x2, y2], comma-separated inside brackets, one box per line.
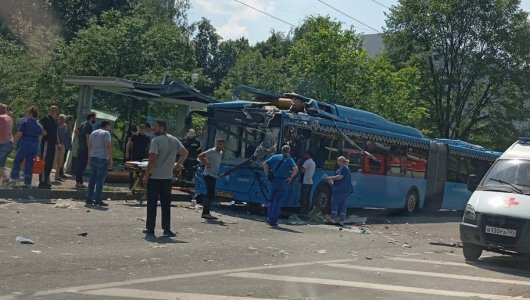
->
[463, 204, 477, 224]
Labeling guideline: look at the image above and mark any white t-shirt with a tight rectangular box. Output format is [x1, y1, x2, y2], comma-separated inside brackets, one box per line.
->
[302, 158, 316, 185]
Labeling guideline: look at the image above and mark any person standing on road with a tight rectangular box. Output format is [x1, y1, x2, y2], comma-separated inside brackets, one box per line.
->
[39, 106, 60, 189]
[60, 115, 74, 178]
[9, 106, 43, 188]
[0, 103, 14, 186]
[299, 151, 316, 217]
[198, 139, 224, 220]
[76, 112, 96, 189]
[54, 114, 68, 182]
[263, 145, 298, 227]
[86, 121, 113, 207]
[182, 129, 201, 182]
[142, 120, 188, 237]
[327, 156, 354, 226]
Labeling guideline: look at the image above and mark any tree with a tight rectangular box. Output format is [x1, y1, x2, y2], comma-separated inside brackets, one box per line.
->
[38, 9, 198, 121]
[385, 0, 530, 141]
[288, 16, 364, 104]
[193, 18, 220, 93]
[214, 50, 292, 100]
[49, 0, 131, 40]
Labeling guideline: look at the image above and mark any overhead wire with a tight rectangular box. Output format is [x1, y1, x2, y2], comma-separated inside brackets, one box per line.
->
[317, 0, 382, 33]
[369, 0, 390, 10]
[232, 0, 297, 28]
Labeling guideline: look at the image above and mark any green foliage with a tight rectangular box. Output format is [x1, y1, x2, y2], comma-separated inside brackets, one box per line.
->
[385, 0, 530, 143]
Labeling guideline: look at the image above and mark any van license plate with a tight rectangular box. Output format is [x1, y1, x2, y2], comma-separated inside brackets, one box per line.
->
[485, 226, 516, 237]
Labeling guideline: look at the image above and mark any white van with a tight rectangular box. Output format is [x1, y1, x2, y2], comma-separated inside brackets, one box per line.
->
[460, 138, 530, 261]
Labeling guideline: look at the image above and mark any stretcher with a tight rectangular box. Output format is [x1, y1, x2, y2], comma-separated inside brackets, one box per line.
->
[123, 161, 184, 204]
[124, 161, 149, 204]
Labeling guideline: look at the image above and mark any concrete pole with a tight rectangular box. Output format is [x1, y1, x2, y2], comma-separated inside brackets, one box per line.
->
[65, 86, 94, 172]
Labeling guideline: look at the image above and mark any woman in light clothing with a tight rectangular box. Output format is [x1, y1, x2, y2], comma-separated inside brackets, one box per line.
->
[54, 114, 68, 181]
[328, 156, 354, 225]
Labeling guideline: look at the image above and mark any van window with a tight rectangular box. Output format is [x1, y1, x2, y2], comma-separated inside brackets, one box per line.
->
[482, 160, 530, 188]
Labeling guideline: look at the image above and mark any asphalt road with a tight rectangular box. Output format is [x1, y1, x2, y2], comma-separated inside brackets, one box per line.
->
[1, 199, 530, 300]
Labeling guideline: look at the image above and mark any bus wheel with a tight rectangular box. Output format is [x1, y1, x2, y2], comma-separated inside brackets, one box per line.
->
[463, 243, 482, 262]
[404, 189, 418, 215]
[314, 184, 332, 216]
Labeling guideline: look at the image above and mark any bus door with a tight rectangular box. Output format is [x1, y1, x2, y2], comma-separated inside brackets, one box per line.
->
[424, 142, 448, 210]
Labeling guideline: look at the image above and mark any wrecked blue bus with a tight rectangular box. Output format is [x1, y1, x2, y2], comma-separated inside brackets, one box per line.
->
[194, 86, 501, 214]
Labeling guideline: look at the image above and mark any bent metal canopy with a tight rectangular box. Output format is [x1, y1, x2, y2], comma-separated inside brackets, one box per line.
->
[64, 76, 219, 108]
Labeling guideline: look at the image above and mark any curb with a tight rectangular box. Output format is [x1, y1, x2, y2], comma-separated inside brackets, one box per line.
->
[0, 188, 192, 202]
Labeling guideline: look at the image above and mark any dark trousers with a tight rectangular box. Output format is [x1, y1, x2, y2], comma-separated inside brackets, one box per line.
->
[146, 178, 172, 231]
[39, 140, 56, 183]
[11, 141, 38, 185]
[300, 184, 312, 215]
[76, 149, 88, 184]
[204, 175, 216, 215]
[183, 159, 198, 181]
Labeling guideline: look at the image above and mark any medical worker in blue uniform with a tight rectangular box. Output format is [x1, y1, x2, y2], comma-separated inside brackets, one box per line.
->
[9, 106, 43, 187]
[263, 145, 298, 227]
[328, 156, 354, 225]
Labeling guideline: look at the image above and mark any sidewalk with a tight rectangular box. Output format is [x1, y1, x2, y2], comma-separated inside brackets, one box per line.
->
[1, 168, 191, 202]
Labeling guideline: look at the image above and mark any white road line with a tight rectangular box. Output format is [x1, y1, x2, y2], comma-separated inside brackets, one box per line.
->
[81, 288, 278, 300]
[388, 257, 472, 267]
[226, 272, 528, 300]
[326, 263, 530, 286]
[31, 259, 352, 297]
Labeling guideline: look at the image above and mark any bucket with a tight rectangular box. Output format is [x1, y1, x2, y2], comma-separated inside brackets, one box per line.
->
[33, 156, 45, 174]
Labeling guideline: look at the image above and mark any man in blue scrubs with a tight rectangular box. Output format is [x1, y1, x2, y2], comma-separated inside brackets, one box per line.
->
[263, 145, 298, 227]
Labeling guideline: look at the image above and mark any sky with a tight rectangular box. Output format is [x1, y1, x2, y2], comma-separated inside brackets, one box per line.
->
[188, 0, 530, 44]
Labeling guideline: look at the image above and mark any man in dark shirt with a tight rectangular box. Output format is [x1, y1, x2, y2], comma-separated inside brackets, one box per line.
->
[126, 124, 151, 188]
[182, 129, 201, 182]
[75, 112, 96, 189]
[126, 124, 150, 161]
[38, 106, 59, 189]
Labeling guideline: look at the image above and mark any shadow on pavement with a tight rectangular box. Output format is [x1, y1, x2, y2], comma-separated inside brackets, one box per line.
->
[270, 225, 303, 234]
[143, 235, 188, 244]
[471, 255, 530, 278]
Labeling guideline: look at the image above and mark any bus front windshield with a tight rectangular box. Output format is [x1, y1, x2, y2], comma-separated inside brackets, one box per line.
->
[212, 122, 279, 166]
[481, 159, 530, 193]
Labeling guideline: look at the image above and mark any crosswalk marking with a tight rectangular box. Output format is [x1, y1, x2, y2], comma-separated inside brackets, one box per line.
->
[81, 288, 278, 300]
[32, 259, 353, 297]
[388, 257, 472, 267]
[226, 272, 529, 300]
[326, 263, 530, 286]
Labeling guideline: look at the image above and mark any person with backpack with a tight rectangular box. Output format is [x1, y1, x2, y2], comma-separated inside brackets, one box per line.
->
[262, 145, 298, 227]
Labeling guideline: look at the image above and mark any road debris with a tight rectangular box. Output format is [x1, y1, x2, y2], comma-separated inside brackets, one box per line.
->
[315, 249, 327, 254]
[287, 215, 305, 225]
[402, 243, 412, 248]
[30, 250, 42, 254]
[152, 244, 167, 249]
[54, 198, 73, 209]
[365, 257, 373, 260]
[16, 236, 34, 244]
[78, 232, 88, 237]
[343, 215, 368, 225]
[429, 241, 463, 248]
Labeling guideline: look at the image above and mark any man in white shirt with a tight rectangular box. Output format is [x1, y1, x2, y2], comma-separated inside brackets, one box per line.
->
[300, 151, 316, 217]
[86, 121, 112, 207]
[198, 139, 224, 220]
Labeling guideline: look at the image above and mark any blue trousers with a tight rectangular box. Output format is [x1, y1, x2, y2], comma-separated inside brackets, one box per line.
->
[86, 157, 108, 203]
[11, 141, 38, 185]
[267, 179, 291, 225]
[331, 192, 349, 221]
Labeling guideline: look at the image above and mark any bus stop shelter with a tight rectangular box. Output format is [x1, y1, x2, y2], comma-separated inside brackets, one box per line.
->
[63, 75, 219, 169]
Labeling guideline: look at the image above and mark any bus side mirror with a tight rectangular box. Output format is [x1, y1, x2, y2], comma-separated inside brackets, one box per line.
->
[467, 174, 480, 192]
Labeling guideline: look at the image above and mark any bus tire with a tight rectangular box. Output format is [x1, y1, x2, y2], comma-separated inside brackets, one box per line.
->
[463, 243, 482, 262]
[404, 189, 419, 215]
[313, 183, 332, 216]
